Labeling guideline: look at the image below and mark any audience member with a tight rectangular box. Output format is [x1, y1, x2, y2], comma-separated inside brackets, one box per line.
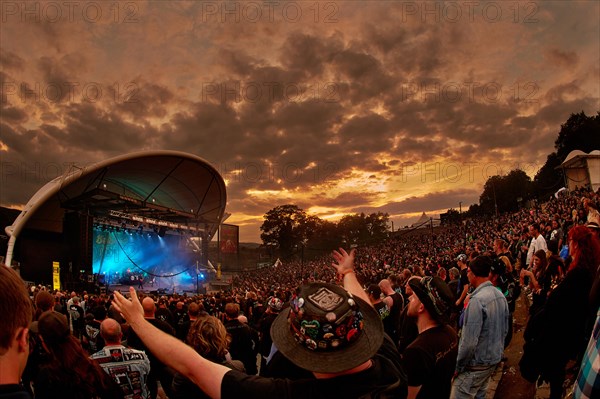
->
[0, 265, 33, 399]
[171, 315, 245, 399]
[127, 296, 176, 399]
[223, 302, 258, 375]
[451, 256, 509, 399]
[91, 318, 151, 399]
[402, 276, 458, 398]
[31, 311, 123, 398]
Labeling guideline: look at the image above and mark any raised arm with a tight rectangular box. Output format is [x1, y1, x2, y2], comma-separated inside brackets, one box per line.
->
[331, 248, 372, 306]
[112, 287, 228, 399]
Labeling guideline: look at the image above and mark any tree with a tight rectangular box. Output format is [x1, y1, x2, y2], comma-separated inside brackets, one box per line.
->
[305, 219, 342, 254]
[365, 212, 390, 241]
[533, 152, 564, 198]
[338, 214, 367, 246]
[480, 169, 533, 214]
[338, 212, 389, 245]
[441, 209, 461, 225]
[260, 205, 315, 257]
[554, 111, 600, 160]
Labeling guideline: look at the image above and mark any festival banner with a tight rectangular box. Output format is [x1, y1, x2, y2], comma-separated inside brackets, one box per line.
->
[52, 261, 61, 291]
[220, 224, 239, 254]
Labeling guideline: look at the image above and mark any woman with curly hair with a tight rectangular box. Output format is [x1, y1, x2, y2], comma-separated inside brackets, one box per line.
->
[32, 311, 123, 399]
[520, 225, 600, 399]
[171, 315, 245, 399]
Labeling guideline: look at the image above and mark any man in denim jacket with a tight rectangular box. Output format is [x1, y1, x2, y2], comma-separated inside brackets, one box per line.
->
[450, 255, 509, 399]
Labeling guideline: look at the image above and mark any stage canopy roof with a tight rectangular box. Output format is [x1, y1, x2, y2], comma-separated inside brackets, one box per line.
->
[6, 151, 228, 247]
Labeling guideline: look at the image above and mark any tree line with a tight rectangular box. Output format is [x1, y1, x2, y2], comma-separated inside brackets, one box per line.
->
[260, 204, 389, 258]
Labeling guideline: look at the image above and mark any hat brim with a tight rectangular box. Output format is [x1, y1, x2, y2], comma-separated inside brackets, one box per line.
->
[270, 295, 383, 374]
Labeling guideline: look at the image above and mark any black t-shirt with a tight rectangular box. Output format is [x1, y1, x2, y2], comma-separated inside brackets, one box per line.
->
[221, 336, 407, 399]
[0, 384, 32, 399]
[388, 292, 404, 340]
[83, 319, 105, 353]
[258, 312, 279, 357]
[224, 319, 258, 375]
[401, 325, 458, 399]
[457, 269, 469, 300]
[155, 307, 175, 328]
[397, 306, 419, 354]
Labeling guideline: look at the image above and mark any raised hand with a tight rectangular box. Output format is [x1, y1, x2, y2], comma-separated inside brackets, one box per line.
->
[112, 287, 144, 325]
[331, 247, 356, 276]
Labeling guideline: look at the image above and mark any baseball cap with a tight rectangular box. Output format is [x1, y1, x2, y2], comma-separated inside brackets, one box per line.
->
[456, 254, 467, 263]
[270, 283, 383, 374]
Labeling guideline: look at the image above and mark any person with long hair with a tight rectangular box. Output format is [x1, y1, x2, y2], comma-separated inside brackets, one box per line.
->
[520, 249, 551, 315]
[171, 315, 245, 399]
[520, 225, 600, 399]
[31, 311, 123, 399]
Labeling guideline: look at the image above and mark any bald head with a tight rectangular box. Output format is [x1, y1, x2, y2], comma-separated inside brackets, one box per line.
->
[379, 279, 394, 295]
[100, 318, 122, 344]
[141, 297, 156, 317]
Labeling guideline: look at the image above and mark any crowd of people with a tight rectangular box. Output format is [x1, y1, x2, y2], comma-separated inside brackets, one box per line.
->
[1, 187, 599, 399]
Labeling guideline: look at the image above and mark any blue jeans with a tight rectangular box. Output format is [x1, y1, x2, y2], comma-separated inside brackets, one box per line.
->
[450, 365, 497, 399]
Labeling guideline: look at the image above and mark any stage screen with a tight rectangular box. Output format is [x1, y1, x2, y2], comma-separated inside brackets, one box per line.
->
[92, 227, 197, 290]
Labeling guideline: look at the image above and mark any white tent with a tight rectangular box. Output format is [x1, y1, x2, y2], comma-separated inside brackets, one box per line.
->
[411, 212, 431, 228]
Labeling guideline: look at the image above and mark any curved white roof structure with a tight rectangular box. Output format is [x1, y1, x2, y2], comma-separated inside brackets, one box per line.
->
[559, 150, 600, 192]
[5, 151, 227, 266]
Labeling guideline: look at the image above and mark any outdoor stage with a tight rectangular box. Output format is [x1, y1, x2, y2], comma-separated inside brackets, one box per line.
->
[108, 279, 199, 296]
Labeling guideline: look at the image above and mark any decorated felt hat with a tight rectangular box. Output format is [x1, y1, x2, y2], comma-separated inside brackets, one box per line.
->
[270, 282, 383, 374]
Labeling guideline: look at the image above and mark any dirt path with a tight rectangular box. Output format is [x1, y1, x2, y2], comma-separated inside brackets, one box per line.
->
[494, 292, 538, 399]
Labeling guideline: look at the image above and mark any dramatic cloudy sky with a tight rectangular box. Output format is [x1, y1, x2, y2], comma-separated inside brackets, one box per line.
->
[1, 1, 598, 242]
